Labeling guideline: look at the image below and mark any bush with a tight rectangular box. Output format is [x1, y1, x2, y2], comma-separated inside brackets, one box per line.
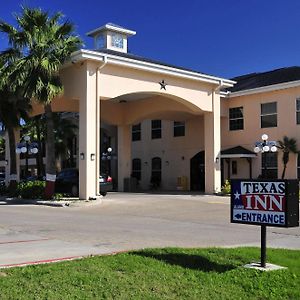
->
[221, 180, 231, 195]
[0, 184, 8, 196]
[16, 180, 46, 199]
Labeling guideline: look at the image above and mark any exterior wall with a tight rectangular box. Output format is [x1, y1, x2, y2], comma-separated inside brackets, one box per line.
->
[99, 64, 214, 113]
[131, 117, 204, 190]
[221, 86, 300, 179]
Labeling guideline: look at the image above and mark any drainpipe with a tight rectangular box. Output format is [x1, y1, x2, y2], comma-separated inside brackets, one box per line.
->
[95, 56, 108, 196]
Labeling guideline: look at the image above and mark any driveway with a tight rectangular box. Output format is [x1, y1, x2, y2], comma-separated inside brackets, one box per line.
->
[0, 192, 299, 268]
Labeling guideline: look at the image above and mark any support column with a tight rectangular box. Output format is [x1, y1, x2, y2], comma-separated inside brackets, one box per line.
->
[117, 125, 131, 191]
[204, 90, 221, 193]
[79, 62, 98, 199]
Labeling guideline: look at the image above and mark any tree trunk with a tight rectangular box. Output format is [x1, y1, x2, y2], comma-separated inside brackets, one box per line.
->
[44, 104, 56, 199]
[281, 164, 287, 179]
[35, 118, 45, 178]
[7, 126, 17, 193]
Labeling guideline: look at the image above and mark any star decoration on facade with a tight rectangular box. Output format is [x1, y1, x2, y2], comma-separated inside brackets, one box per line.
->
[159, 80, 167, 90]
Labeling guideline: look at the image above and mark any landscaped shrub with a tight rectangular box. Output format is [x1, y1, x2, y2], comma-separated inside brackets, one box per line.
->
[221, 180, 231, 195]
[0, 184, 8, 195]
[16, 181, 46, 199]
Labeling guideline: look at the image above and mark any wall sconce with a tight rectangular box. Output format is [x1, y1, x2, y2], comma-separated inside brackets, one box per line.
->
[5, 159, 8, 165]
[90, 153, 95, 161]
[165, 160, 169, 166]
[181, 156, 185, 160]
[215, 157, 219, 163]
[80, 152, 85, 160]
[144, 161, 148, 166]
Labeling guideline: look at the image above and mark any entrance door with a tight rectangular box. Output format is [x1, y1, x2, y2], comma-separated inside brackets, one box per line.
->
[190, 151, 205, 191]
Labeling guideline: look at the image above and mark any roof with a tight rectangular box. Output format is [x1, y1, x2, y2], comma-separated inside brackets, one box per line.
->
[86, 23, 136, 37]
[221, 146, 256, 158]
[94, 49, 221, 79]
[228, 66, 300, 93]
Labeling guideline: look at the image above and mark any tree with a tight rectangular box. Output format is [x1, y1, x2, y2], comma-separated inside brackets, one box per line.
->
[277, 136, 298, 179]
[0, 84, 31, 191]
[0, 7, 82, 198]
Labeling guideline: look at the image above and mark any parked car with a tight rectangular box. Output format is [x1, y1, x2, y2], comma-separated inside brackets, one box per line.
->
[55, 168, 113, 197]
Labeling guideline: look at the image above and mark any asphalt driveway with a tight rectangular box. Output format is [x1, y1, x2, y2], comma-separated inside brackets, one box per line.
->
[0, 192, 299, 268]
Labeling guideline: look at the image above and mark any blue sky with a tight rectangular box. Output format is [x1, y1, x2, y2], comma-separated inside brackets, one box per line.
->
[1, 0, 300, 79]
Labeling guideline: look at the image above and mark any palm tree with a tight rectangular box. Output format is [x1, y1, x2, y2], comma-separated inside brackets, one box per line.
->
[52, 113, 78, 171]
[22, 115, 46, 178]
[0, 7, 82, 198]
[0, 85, 31, 191]
[277, 136, 298, 179]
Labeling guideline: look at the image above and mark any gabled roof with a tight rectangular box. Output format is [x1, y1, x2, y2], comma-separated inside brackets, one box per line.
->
[228, 66, 300, 93]
[221, 146, 256, 158]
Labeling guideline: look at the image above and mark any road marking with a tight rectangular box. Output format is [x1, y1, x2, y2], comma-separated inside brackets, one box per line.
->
[0, 238, 49, 245]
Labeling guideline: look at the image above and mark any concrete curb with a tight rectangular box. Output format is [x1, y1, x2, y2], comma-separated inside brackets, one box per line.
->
[0, 197, 103, 207]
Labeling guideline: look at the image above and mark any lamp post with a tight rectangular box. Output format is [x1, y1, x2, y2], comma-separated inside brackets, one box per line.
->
[254, 134, 278, 178]
[101, 147, 113, 174]
[253, 133, 278, 268]
[16, 135, 39, 179]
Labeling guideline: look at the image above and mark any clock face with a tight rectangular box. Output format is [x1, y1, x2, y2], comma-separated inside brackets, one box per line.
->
[111, 34, 123, 49]
[95, 34, 105, 49]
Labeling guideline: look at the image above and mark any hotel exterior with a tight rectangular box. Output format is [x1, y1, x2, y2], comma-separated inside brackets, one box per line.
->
[4, 23, 300, 199]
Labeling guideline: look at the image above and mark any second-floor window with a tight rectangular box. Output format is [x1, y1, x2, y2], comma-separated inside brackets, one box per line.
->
[261, 102, 277, 128]
[151, 120, 161, 139]
[174, 121, 185, 137]
[229, 107, 244, 130]
[296, 98, 300, 125]
[132, 123, 141, 141]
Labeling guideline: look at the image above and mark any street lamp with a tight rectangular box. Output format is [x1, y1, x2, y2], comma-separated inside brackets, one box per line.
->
[16, 135, 39, 179]
[253, 134, 278, 268]
[254, 134, 277, 178]
[101, 147, 113, 174]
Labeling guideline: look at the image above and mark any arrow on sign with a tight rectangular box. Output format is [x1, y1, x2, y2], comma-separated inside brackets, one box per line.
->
[235, 214, 242, 219]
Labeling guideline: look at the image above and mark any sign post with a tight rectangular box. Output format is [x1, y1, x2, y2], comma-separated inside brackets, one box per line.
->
[231, 179, 299, 268]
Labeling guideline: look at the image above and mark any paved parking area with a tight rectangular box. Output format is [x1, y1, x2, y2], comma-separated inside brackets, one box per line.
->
[0, 192, 299, 268]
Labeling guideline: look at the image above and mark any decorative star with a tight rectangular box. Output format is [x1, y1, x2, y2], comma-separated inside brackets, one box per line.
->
[234, 191, 240, 200]
[159, 80, 167, 90]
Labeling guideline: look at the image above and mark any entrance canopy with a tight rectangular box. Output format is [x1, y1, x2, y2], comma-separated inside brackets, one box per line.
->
[221, 146, 256, 159]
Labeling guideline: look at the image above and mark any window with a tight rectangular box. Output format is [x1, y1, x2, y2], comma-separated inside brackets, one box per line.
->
[296, 99, 300, 125]
[132, 123, 141, 141]
[261, 102, 277, 128]
[151, 157, 161, 187]
[262, 152, 278, 179]
[229, 107, 244, 130]
[232, 161, 237, 175]
[174, 121, 185, 137]
[151, 120, 161, 139]
[132, 158, 141, 181]
[298, 153, 300, 179]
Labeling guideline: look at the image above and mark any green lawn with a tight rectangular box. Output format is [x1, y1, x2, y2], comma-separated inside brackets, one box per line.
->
[1, 247, 300, 299]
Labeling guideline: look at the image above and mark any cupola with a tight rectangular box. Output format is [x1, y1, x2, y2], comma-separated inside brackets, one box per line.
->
[86, 23, 136, 53]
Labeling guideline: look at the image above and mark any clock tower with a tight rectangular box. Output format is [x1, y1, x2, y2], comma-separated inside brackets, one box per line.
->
[87, 23, 136, 53]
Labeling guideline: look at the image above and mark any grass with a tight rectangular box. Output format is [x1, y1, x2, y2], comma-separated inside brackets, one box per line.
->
[0, 247, 300, 299]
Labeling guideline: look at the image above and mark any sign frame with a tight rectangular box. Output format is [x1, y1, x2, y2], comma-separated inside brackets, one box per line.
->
[231, 179, 299, 228]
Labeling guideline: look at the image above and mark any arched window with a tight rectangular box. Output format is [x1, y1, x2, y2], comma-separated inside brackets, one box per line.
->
[132, 158, 141, 181]
[151, 157, 161, 187]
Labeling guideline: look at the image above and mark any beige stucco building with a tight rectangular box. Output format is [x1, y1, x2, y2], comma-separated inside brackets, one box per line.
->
[5, 23, 300, 199]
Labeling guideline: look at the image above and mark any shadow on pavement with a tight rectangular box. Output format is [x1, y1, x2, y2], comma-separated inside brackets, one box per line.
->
[130, 250, 236, 273]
